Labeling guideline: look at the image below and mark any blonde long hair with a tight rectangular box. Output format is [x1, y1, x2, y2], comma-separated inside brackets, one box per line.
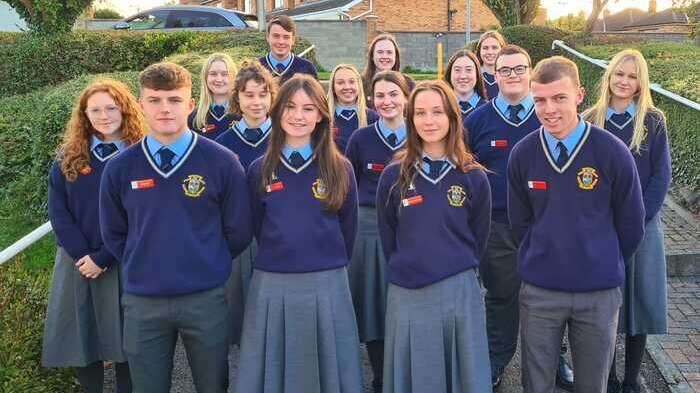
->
[59, 79, 145, 182]
[327, 64, 369, 131]
[583, 49, 663, 153]
[193, 53, 238, 131]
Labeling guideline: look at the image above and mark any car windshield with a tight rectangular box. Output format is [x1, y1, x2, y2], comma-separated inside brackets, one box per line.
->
[240, 14, 258, 28]
[127, 11, 167, 29]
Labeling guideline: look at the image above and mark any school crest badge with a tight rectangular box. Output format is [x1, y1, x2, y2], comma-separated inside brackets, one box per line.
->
[182, 175, 206, 197]
[447, 185, 466, 207]
[312, 178, 327, 200]
[576, 167, 599, 190]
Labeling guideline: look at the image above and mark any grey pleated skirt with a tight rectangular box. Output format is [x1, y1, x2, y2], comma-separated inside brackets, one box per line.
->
[235, 266, 363, 393]
[620, 214, 668, 335]
[383, 269, 491, 393]
[226, 240, 257, 345]
[42, 247, 127, 367]
[347, 206, 387, 343]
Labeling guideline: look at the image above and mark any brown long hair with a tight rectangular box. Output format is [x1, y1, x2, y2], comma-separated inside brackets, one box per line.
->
[362, 34, 403, 100]
[393, 80, 484, 199]
[260, 75, 349, 211]
[475, 30, 507, 66]
[444, 49, 488, 100]
[59, 79, 146, 182]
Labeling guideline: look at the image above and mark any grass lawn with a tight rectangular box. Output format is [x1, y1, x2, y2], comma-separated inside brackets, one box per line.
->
[317, 71, 438, 81]
[577, 42, 700, 103]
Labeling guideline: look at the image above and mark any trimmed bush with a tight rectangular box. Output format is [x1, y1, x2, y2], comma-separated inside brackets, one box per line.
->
[557, 48, 700, 193]
[93, 8, 122, 19]
[0, 30, 318, 97]
[499, 25, 569, 65]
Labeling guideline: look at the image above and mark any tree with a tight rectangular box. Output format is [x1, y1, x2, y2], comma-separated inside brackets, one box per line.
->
[93, 8, 122, 19]
[583, 0, 621, 33]
[482, 0, 542, 27]
[547, 10, 587, 31]
[4, 0, 94, 34]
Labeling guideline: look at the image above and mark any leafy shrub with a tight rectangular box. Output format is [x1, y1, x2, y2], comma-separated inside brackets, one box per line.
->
[0, 30, 318, 97]
[93, 8, 122, 19]
[499, 25, 570, 65]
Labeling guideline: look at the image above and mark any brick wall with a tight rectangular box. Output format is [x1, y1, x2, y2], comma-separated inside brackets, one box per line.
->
[392, 31, 482, 70]
[295, 20, 368, 70]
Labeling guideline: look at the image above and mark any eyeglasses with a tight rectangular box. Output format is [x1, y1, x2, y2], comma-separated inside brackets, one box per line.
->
[85, 106, 120, 117]
[496, 65, 529, 77]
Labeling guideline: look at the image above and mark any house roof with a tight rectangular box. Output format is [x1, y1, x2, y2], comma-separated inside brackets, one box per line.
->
[268, 0, 357, 17]
[593, 6, 691, 32]
[627, 7, 688, 28]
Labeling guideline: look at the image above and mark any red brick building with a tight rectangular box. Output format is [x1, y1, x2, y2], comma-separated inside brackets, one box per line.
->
[180, 0, 546, 32]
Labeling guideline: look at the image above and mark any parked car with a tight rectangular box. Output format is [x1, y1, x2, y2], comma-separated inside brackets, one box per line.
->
[113, 5, 258, 31]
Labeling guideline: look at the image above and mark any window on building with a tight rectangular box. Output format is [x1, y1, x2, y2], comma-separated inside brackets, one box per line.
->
[274, 0, 283, 9]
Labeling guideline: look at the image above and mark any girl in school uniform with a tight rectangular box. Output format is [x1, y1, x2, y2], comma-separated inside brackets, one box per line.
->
[584, 49, 671, 393]
[328, 63, 379, 153]
[215, 60, 277, 345]
[444, 49, 488, 118]
[475, 31, 506, 100]
[362, 34, 416, 109]
[236, 74, 363, 393]
[188, 52, 241, 140]
[344, 70, 411, 390]
[42, 79, 146, 393]
[376, 80, 492, 393]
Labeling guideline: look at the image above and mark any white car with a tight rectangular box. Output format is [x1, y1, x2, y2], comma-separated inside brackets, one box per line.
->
[114, 5, 258, 31]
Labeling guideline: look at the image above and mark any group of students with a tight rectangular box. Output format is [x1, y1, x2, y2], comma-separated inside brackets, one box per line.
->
[40, 15, 671, 393]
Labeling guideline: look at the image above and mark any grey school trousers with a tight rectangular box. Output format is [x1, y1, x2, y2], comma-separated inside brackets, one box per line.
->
[519, 282, 622, 393]
[121, 285, 231, 393]
[479, 221, 521, 375]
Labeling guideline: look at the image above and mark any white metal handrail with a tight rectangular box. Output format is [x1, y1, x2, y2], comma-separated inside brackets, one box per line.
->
[298, 44, 315, 58]
[0, 222, 53, 266]
[552, 40, 700, 112]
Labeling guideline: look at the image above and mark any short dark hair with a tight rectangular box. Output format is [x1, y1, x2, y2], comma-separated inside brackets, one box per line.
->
[532, 56, 580, 87]
[495, 44, 532, 69]
[139, 62, 192, 91]
[267, 15, 296, 36]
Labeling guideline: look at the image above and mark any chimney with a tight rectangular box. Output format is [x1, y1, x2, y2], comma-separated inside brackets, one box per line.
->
[648, 0, 657, 14]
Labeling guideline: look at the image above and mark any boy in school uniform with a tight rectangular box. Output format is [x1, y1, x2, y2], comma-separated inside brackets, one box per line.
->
[259, 15, 318, 86]
[464, 44, 576, 388]
[99, 62, 252, 393]
[507, 56, 645, 393]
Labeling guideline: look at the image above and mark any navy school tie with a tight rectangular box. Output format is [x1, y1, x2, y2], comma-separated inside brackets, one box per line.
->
[609, 112, 632, 128]
[459, 101, 472, 113]
[211, 105, 226, 118]
[507, 104, 524, 123]
[386, 133, 398, 147]
[275, 63, 286, 74]
[244, 128, 263, 143]
[422, 157, 444, 179]
[289, 151, 305, 168]
[340, 109, 356, 119]
[158, 148, 175, 172]
[96, 143, 117, 159]
[556, 142, 569, 168]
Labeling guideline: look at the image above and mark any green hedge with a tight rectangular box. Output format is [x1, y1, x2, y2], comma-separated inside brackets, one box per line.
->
[499, 25, 570, 65]
[0, 30, 318, 97]
[557, 49, 700, 193]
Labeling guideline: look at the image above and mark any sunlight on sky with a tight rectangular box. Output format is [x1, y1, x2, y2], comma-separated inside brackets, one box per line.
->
[107, 0, 677, 20]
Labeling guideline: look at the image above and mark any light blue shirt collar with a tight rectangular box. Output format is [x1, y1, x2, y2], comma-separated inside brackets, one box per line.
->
[282, 143, 313, 161]
[543, 117, 586, 160]
[236, 117, 272, 136]
[458, 92, 482, 109]
[145, 129, 194, 165]
[378, 118, 406, 143]
[495, 94, 534, 119]
[420, 152, 450, 174]
[90, 135, 126, 152]
[606, 102, 637, 120]
[268, 53, 292, 68]
[210, 101, 228, 109]
[335, 104, 357, 116]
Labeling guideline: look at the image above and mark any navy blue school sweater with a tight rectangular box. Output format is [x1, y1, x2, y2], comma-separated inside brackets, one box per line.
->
[333, 108, 379, 153]
[605, 111, 671, 223]
[482, 71, 498, 100]
[376, 162, 491, 289]
[345, 122, 406, 207]
[259, 54, 318, 86]
[99, 134, 252, 296]
[463, 99, 540, 223]
[49, 154, 116, 268]
[507, 124, 645, 292]
[247, 156, 358, 273]
[215, 119, 272, 170]
[187, 107, 241, 141]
